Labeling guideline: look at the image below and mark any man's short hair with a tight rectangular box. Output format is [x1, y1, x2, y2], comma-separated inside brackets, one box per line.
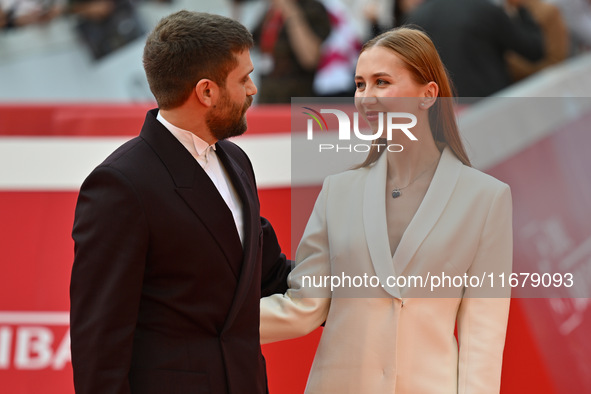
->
[143, 11, 254, 109]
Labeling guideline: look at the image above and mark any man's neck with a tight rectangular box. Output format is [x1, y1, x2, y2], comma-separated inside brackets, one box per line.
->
[159, 107, 216, 145]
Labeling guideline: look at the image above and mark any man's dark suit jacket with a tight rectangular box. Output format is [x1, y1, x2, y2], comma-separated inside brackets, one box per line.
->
[70, 109, 290, 394]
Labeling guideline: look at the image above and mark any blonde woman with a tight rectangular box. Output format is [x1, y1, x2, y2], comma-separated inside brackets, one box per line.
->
[261, 27, 512, 394]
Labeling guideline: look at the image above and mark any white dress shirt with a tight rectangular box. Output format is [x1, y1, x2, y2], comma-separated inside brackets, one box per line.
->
[157, 112, 244, 245]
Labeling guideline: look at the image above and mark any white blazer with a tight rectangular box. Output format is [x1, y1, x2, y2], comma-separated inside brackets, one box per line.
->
[261, 146, 513, 393]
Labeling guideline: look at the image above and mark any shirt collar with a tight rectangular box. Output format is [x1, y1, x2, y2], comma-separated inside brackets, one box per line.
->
[156, 111, 216, 159]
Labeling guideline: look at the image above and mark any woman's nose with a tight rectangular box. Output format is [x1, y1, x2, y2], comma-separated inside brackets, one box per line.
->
[358, 95, 378, 105]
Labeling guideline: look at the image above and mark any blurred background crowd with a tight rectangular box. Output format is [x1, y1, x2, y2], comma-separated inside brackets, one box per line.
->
[1, 3, 590, 393]
[0, 0, 590, 102]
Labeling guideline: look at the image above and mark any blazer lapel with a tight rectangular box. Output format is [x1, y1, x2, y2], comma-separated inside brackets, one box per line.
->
[215, 142, 260, 330]
[363, 146, 462, 298]
[175, 178, 243, 278]
[363, 152, 402, 298]
[393, 146, 462, 276]
[139, 110, 243, 277]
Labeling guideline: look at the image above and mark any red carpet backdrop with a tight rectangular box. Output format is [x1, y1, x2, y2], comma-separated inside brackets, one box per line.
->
[0, 102, 589, 393]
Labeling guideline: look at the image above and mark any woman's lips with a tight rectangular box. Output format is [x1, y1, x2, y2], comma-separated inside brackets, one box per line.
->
[364, 110, 382, 122]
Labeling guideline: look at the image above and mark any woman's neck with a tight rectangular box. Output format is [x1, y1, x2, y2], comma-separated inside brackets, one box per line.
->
[385, 128, 441, 186]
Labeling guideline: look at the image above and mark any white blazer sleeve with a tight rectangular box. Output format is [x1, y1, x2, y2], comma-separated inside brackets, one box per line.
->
[260, 178, 332, 344]
[457, 184, 513, 394]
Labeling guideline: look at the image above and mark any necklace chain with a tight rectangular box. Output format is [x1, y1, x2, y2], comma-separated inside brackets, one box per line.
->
[391, 158, 439, 199]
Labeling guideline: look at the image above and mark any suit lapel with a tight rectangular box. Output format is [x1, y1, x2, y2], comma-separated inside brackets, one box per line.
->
[363, 146, 462, 297]
[215, 142, 256, 257]
[139, 110, 243, 277]
[393, 146, 461, 276]
[175, 180, 243, 278]
[140, 110, 267, 329]
[215, 142, 260, 330]
[363, 152, 402, 298]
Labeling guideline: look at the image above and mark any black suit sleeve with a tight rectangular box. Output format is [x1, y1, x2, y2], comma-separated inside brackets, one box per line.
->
[260, 217, 291, 297]
[70, 166, 148, 394]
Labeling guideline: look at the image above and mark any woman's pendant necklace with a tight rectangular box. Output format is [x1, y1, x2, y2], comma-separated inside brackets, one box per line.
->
[391, 188, 402, 198]
[391, 158, 439, 199]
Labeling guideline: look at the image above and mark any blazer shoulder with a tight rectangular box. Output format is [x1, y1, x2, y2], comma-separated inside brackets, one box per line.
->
[315, 167, 369, 198]
[99, 136, 146, 169]
[84, 137, 160, 190]
[325, 165, 370, 185]
[459, 164, 510, 195]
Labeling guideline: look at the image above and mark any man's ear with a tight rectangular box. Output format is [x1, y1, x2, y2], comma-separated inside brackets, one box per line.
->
[195, 79, 219, 107]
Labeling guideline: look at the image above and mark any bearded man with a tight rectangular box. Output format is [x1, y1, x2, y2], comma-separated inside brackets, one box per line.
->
[70, 11, 290, 394]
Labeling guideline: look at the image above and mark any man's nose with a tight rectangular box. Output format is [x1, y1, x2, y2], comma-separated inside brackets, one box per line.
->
[247, 79, 257, 96]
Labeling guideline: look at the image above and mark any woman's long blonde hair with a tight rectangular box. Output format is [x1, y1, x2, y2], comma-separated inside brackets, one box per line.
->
[356, 27, 471, 167]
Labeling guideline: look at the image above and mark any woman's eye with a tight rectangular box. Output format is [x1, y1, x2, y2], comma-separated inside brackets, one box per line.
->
[376, 79, 389, 86]
[356, 82, 365, 89]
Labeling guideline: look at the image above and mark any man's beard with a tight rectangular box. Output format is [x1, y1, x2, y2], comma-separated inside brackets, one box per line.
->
[206, 93, 253, 141]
